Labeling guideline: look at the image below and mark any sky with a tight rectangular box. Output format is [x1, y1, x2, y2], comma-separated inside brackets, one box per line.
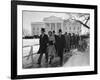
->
[23, 11, 89, 35]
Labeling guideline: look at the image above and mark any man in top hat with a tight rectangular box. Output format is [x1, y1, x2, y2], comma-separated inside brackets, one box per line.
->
[56, 29, 66, 66]
[37, 28, 49, 66]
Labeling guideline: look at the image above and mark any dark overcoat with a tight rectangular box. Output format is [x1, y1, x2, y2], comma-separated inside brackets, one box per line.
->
[38, 34, 48, 53]
[56, 35, 66, 56]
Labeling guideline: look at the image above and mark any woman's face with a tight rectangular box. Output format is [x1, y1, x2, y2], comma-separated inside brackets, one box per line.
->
[48, 32, 52, 36]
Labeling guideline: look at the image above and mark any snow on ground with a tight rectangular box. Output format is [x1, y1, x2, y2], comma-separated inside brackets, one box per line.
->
[22, 39, 40, 67]
[23, 39, 39, 47]
[63, 48, 90, 67]
[23, 39, 39, 56]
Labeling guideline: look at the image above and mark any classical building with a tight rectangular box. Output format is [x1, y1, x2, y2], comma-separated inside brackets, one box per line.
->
[31, 16, 82, 36]
[31, 22, 45, 36]
[63, 19, 81, 34]
[43, 16, 64, 34]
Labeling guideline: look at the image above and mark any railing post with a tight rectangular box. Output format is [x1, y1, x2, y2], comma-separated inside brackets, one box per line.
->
[29, 46, 34, 67]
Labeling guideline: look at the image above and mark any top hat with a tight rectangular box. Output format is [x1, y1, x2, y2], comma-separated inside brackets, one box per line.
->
[59, 29, 62, 33]
[41, 28, 45, 32]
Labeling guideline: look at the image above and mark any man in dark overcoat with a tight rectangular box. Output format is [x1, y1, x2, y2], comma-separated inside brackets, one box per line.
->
[56, 29, 66, 66]
[37, 28, 49, 66]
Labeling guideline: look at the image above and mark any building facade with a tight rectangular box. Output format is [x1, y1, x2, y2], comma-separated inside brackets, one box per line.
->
[31, 22, 45, 36]
[31, 16, 82, 36]
[63, 19, 81, 34]
[43, 16, 64, 34]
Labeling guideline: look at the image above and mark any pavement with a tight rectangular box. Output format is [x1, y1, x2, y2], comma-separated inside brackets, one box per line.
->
[23, 48, 90, 69]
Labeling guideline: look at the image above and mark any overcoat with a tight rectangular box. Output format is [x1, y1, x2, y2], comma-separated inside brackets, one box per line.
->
[56, 35, 66, 56]
[38, 34, 48, 54]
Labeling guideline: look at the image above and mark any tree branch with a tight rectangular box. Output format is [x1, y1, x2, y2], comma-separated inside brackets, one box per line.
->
[76, 20, 90, 29]
[84, 16, 90, 25]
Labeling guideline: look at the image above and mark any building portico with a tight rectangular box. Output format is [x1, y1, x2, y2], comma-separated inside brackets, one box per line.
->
[43, 16, 64, 34]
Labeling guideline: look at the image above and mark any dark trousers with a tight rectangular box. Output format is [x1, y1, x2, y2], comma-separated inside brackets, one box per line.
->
[38, 52, 48, 64]
[58, 49, 64, 66]
[54, 44, 57, 56]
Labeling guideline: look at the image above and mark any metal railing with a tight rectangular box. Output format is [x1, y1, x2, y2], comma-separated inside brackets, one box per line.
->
[23, 44, 39, 68]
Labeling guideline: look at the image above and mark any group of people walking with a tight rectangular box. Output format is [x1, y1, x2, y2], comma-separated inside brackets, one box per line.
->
[64, 32, 80, 52]
[37, 28, 81, 67]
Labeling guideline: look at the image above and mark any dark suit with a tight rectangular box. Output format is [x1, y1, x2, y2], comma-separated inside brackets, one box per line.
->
[56, 35, 66, 66]
[54, 35, 58, 55]
[38, 34, 49, 64]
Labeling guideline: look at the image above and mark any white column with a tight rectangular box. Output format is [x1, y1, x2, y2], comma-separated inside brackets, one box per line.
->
[56, 22, 58, 34]
[53, 23, 55, 32]
[61, 22, 64, 34]
[45, 23, 47, 34]
[46, 22, 50, 34]
[49, 23, 51, 32]
[48, 22, 50, 31]
[55, 23, 57, 34]
[51, 23, 52, 31]
[54, 23, 55, 31]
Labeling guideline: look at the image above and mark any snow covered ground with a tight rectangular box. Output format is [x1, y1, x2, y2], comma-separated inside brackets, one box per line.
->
[23, 39, 39, 56]
[22, 39, 40, 68]
[63, 48, 90, 67]
[23, 39, 39, 47]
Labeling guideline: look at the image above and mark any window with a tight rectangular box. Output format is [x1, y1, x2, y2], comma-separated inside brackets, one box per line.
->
[33, 27, 35, 30]
[78, 27, 80, 30]
[46, 23, 49, 27]
[57, 23, 61, 30]
[74, 27, 75, 30]
[37, 28, 39, 30]
[69, 27, 71, 30]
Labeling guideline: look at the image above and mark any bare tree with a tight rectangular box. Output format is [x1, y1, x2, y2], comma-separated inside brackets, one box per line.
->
[66, 13, 90, 29]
